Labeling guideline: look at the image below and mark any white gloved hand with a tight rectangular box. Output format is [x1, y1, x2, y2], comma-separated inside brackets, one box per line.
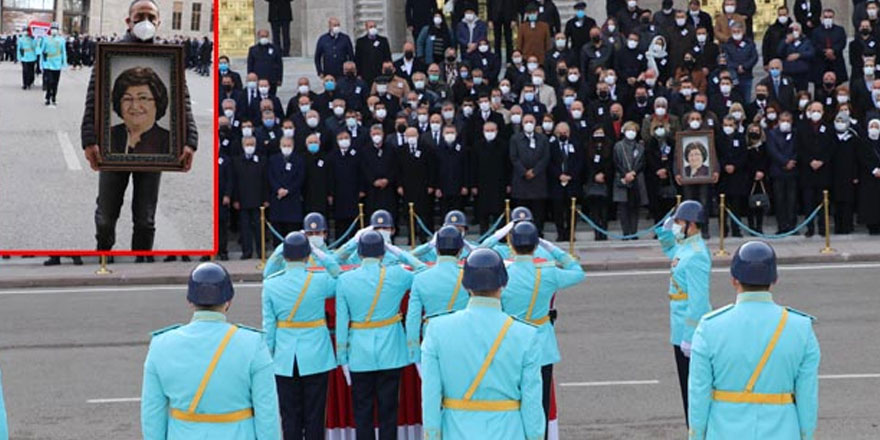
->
[663, 217, 675, 231]
[385, 242, 403, 256]
[342, 365, 352, 386]
[538, 238, 556, 252]
[353, 225, 374, 241]
[310, 243, 328, 260]
[462, 240, 474, 253]
[428, 232, 438, 248]
[490, 222, 515, 242]
[681, 341, 692, 358]
[415, 363, 422, 378]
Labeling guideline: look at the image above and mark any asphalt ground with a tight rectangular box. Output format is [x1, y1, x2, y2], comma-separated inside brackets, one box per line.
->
[0, 262, 878, 439]
[0, 61, 214, 251]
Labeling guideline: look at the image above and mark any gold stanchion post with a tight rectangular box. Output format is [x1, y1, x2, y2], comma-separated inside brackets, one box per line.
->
[504, 199, 511, 223]
[820, 190, 835, 254]
[257, 206, 266, 270]
[408, 202, 416, 248]
[358, 203, 365, 229]
[676, 194, 682, 208]
[95, 254, 112, 275]
[569, 197, 577, 256]
[714, 194, 729, 257]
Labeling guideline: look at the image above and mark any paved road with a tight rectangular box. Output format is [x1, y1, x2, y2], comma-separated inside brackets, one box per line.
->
[0, 61, 214, 251]
[0, 263, 878, 439]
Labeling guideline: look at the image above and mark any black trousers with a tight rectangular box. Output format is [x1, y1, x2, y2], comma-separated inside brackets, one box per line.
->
[551, 198, 573, 241]
[239, 208, 261, 257]
[480, 212, 504, 235]
[351, 368, 401, 440]
[44, 68, 60, 102]
[438, 195, 464, 217]
[801, 186, 826, 233]
[725, 194, 747, 235]
[219, 203, 229, 255]
[276, 364, 329, 440]
[492, 20, 514, 59]
[271, 20, 292, 57]
[94, 171, 161, 251]
[334, 216, 356, 242]
[515, 199, 546, 235]
[617, 199, 640, 237]
[21, 61, 34, 87]
[541, 364, 553, 439]
[773, 175, 798, 232]
[585, 196, 609, 240]
[834, 201, 854, 234]
[673, 345, 689, 427]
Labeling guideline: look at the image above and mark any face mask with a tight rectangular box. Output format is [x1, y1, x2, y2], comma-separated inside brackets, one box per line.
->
[242, 127, 253, 137]
[567, 74, 579, 83]
[524, 92, 535, 102]
[219, 63, 229, 73]
[779, 15, 789, 24]
[433, 16, 443, 25]
[611, 113, 622, 120]
[247, 81, 257, 90]
[681, 88, 693, 97]
[577, 10, 586, 19]
[500, 85, 511, 94]
[555, 39, 567, 49]
[624, 130, 637, 140]
[867, 66, 876, 76]
[871, 9, 879, 19]
[283, 128, 294, 138]
[473, 77, 484, 85]
[607, 24, 616, 33]
[511, 114, 522, 124]
[810, 112, 823, 122]
[263, 119, 275, 128]
[870, 127, 880, 139]
[258, 86, 270, 95]
[333, 106, 345, 117]
[732, 33, 743, 41]
[696, 34, 707, 43]
[694, 102, 706, 111]
[429, 74, 440, 82]
[307, 117, 319, 127]
[779, 121, 791, 132]
[459, 70, 469, 79]
[749, 132, 761, 140]
[244, 146, 256, 155]
[766, 112, 777, 121]
[442, 110, 455, 120]
[325, 81, 336, 91]
[528, 14, 538, 22]
[604, 75, 616, 85]
[672, 18, 686, 27]
[655, 127, 666, 137]
[627, 39, 639, 49]
[571, 109, 583, 119]
[792, 31, 800, 39]
[430, 122, 442, 131]
[527, 62, 539, 72]
[724, 5, 735, 14]
[645, 78, 656, 87]
[722, 126, 735, 135]
[376, 84, 388, 94]
[396, 124, 407, 134]
[465, 13, 476, 22]
[478, 102, 491, 112]
[378, 230, 392, 243]
[542, 121, 554, 131]
[563, 96, 575, 106]
[655, 107, 667, 116]
[338, 138, 351, 149]
[799, 99, 809, 109]
[462, 106, 474, 117]
[308, 235, 325, 248]
[636, 96, 647, 105]
[834, 94, 849, 104]
[627, 0, 637, 8]
[731, 111, 743, 120]
[281, 146, 294, 156]
[491, 97, 501, 105]
[298, 85, 310, 95]
[308, 143, 322, 154]
[671, 223, 685, 240]
[834, 121, 848, 132]
[367, 27, 378, 37]
[259, 37, 270, 45]
[404, 50, 414, 60]
[417, 113, 429, 124]
[512, 56, 523, 64]
[299, 104, 311, 114]
[413, 80, 425, 89]
[822, 18, 833, 28]
[446, 55, 456, 62]
[485, 131, 497, 141]
[331, 26, 341, 35]
[720, 84, 732, 94]
[133, 20, 156, 41]
[689, 120, 701, 130]
[523, 122, 535, 133]
[755, 93, 768, 101]
[444, 133, 457, 143]
[371, 134, 384, 144]
[406, 136, 418, 146]
[375, 109, 387, 119]
[223, 109, 235, 119]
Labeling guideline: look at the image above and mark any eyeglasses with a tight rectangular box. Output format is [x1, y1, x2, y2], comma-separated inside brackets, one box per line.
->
[121, 96, 155, 106]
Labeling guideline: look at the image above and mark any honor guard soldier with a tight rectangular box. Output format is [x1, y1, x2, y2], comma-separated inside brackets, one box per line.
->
[38, 23, 66, 106]
[502, 221, 584, 434]
[335, 231, 425, 440]
[411, 210, 478, 263]
[421, 248, 545, 440]
[263, 212, 332, 278]
[480, 206, 553, 260]
[0, 362, 7, 440]
[17, 29, 37, 89]
[688, 241, 820, 440]
[141, 263, 280, 440]
[335, 209, 400, 265]
[262, 232, 341, 440]
[405, 226, 470, 364]
[654, 200, 713, 424]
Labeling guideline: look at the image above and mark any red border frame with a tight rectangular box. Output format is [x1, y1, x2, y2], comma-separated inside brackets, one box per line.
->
[0, 2, 220, 258]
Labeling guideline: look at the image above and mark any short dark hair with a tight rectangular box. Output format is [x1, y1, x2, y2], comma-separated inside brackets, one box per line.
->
[513, 244, 536, 255]
[684, 142, 707, 162]
[112, 66, 169, 120]
[740, 282, 771, 291]
[129, 0, 159, 15]
[437, 248, 459, 257]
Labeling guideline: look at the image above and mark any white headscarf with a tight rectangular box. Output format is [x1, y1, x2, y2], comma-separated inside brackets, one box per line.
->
[645, 35, 668, 76]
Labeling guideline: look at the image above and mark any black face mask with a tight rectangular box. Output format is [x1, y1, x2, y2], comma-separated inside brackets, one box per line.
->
[446, 55, 456, 62]
[593, 134, 605, 141]
[404, 50, 414, 60]
[345, 71, 355, 78]
[598, 90, 609, 100]
[223, 84, 233, 92]
[684, 59, 695, 68]
[396, 124, 407, 134]
[749, 132, 761, 140]
[756, 93, 767, 101]
[591, 35, 601, 43]
[558, 69, 567, 76]
[559, 135, 569, 142]
[862, 28, 873, 36]
[636, 96, 648, 105]
[611, 113, 622, 121]
[383, 68, 394, 75]
[824, 81, 835, 89]
[641, 17, 651, 24]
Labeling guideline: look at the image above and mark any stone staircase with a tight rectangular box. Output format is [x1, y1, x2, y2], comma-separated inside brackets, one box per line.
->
[354, 0, 388, 37]
[555, 0, 579, 24]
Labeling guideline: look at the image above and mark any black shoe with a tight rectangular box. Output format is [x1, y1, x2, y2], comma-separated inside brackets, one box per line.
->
[199, 255, 211, 262]
[43, 256, 61, 266]
[44, 99, 50, 106]
[732, 230, 743, 238]
[145, 256, 155, 263]
[135, 256, 145, 263]
[182, 256, 191, 262]
[241, 254, 251, 260]
[219, 253, 229, 261]
[163, 256, 177, 262]
[805, 228, 815, 237]
[71, 256, 83, 265]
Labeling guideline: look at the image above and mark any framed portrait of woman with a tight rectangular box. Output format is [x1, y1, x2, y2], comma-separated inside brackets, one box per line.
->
[94, 43, 186, 171]
[674, 130, 717, 185]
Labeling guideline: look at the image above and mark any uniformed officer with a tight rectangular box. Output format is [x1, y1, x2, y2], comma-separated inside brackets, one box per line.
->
[479, 206, 554, 260]
[38, 23, 66, 107]
[405, 226, 469, 363]
[0, 362, 7, 440]
[16, 29, 37, 89]
[335, 209, 400, 265]
[411, 210, 478, 263]
[654, 200, 713, 424]
[263, 211, 331, 278]
[262, 232, 341, 440]
[421, 248, 545, 440]
[502, 221, 585, 434]
[141, 263, 280, 439]
[688, 241, 820, 440]
[335, 231, 425, 440]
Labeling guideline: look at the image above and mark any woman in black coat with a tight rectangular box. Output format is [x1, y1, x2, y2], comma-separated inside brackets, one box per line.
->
[830, 114, 862, 234]
[584, 125, 615, 240]
[643, 124, 677, 224]
[745, 123, 770, 233]
[718, 115, 749, 237]
[859, 119, 880, 234]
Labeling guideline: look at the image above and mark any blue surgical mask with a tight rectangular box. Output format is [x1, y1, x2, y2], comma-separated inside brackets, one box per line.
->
[307, 143, 320, 154]
[671, 223, 685, 240]
[770, 68, 781, 78]
[576, 10, 586, 19]
[325, 81, 336, 91]
[219, 63, 228, 73]
[263, 119, 275, 128]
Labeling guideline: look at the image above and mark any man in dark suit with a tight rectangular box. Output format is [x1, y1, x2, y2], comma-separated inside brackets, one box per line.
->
[266, 0, 293, 56]
[248, 78, 284, 123]
[405, 0, 439, 42]
[686, 0, 714, 43]
[393, 41, 426, 89]
[360, 124, 398, 217]
[355, 21, 392, 87]
[810, 9, 848, 85]
[433, 124, 469, 214]
[757, 58, 797, 113]
[548, 122, 584, 241]
[267, 136, 306, 245]
[509, 114, 551, 234]
[314, 17, 355, 77]
[795, 102, 833, 236]
[247, 29, 283, 94]
[231, 136, 268, 259]
[218, 55, 242, 90]
[466, 93, 505, 148]
[327, 130, 363, 240]
[397, 126, 435, 243]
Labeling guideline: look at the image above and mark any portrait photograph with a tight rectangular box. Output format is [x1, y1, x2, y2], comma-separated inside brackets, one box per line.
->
[95, 43, 186, 171]
[674, 130, 717, 185]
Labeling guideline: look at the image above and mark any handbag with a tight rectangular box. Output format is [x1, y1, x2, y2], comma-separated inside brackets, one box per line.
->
[586, 182, 608, 198]
[749, 181, 770, 213]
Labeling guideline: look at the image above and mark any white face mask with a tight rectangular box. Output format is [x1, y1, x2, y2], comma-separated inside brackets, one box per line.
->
[676, 18, 686, 27]
[689, 120, 701, 130]
[371, 134, 384, 144]
[442, 110, 455, 120]
[542, 121, 554, 132]
[430, 122, 442, 132]
[523, 122, 535, 133]
[368, 27, 378, 36]
[627, 39, 639, 49]
[766, 112, 777, 121]
[779, 121, 791, 132]
[571, 109, 583, 119]
[671, 223, 685, 240]
[258, 86, 270, 95]
[308, 235, 325, 247]
[298, 85, 310, 95]
[132, 20, 156, 41]
[479, 44, 489, 53]
[870, 9, 878, 19]
[376, 84, 388, 94]
[247, 81, 257, 90]
[338, 138, 351, 149]
[865, 66, 876, 76]
[281, 146, 293, 156]
[375, 109, 387, 119]
[563, 96, 575, 106]
[731, 111, 743, 120]
[484, 131, 497, 141]
[655, 127, 666, 137]
[345, 117, 358, 128]
[406, 137, 418, 146]
[720, 84, 732, 94]
[555, 39, 566, 49]
[417, 114, 429, 123]
[378, 229, 392, 243]
[307, 117, 319, 128]
[778, 15, 789, 24]
[462, 106, 474, 117]
[433, 16, 443, 25]
[822, 18, 833, 28]
[512, 56, 523, 65]
[500, 85, 511, 94]
[333, 107, 345, 116]
[567, 74, 579, 83]
[527, 62, 539, 72]
[511, 114, 522, 124]
[607, 24, 616, 33]
[655, 107, 667, 116]
[414, 80, 425, 89]
[624, 130, 637, 140]
[259, 37, 270, 45]
[722, 126, 735, 135]
[694, 102, 706, 111]
[532, 76, 544, 86]
[696, 34, 707, 43]
[627, 0, 637, 8]
[244, 146, 256, 155]
[444, 133, 457, 143]
[724, 5, 735, 14]
[604, 75, 616, 85]
[283, 128, 294, 138]
[479, 102, 491, 112]
[834, 121, 848, 132]
[223, 109, 235, 119]
[837, 95, 849, 104]
[731, 33, 743, 41]
[810, 112, 823, 122]
[869, 127, 880, 139]
[799, 99, 809, 109]
[792, 31, 800, 39]
[331, 26, 341, 35]
[681, 88, 693, 97]
[465, 13, 476, 22]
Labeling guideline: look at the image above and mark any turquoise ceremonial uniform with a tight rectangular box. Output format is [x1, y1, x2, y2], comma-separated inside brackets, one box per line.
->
[0, 366, 7, 440]
[421, 297, 545, 440]
[405, 255, 469, 362]
[263, 243, 331, 278]
[479, 234, 554, 260]
[656, 227, 713, 346]
[262, 257, 341, 376]
[336, 251, 426, 372]
[688, 292, 820, 440]
[501, 245, 584, 366]
[334, 236, 401, 266]
[38, 36, 66, 70]
[410, 239, 477, 263]
[141, 312, 280, 440]
[17, 36, 37, 62]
